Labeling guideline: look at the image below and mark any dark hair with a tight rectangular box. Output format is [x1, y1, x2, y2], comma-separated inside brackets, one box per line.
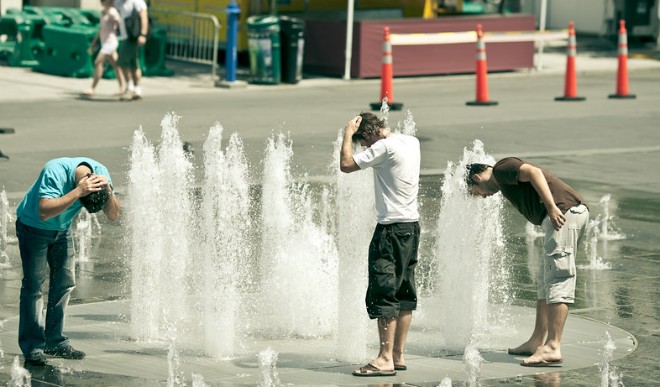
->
[80, 185, 109, 213]
[465, 163, 491, 186]
[352, 112, 385, 143]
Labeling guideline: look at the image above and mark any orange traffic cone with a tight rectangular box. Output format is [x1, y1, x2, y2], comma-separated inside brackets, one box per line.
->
[609, 20, 636, 99]
[466, 24, 497, 106]
[370, 26, 403, 111]
[555, 21, 585, 101]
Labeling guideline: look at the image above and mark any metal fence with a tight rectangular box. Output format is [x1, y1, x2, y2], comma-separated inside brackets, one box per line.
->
[149, 8, 221, 82]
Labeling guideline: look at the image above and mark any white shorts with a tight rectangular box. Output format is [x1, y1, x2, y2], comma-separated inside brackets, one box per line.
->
[100, 40, 119, 56]
[537, 204, 589, 304]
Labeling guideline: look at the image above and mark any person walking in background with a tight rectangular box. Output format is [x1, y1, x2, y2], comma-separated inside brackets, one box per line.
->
[465, 158, 589, 367]
[340, 112, 421, 377]
[82, 0, 125, 97]
[116, 0, 148, 101]
[16, 158, 120, 366]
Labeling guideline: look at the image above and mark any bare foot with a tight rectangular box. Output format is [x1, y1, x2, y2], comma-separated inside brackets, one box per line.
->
[520, 344, 562, 366]
[81, 89, 94, 97]
[507, 340, 542, 356]
[367, 356, 393, 372]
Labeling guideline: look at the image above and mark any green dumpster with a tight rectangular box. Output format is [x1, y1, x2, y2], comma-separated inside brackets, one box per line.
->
[0, 15, 43, 67]
[247, 15, 281, 84]
[278, 16, 304, 84]
[143, 27, 173, 76]
[35, 24, 96, 77]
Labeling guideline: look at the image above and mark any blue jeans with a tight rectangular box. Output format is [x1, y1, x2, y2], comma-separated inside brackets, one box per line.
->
[16, 219, 75, 357]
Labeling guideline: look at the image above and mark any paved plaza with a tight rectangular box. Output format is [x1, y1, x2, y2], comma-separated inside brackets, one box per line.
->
[1, 41, 659, 386]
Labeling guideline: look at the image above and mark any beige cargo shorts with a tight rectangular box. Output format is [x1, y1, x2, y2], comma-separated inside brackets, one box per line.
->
[538, 204, 589, 304]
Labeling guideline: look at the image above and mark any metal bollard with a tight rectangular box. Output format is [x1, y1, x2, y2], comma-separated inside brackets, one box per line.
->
[224, 1, 240, 82]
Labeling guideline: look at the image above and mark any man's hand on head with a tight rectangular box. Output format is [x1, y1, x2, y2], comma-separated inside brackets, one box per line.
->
[344, 115, 362, 137]
[77, 174, 107, 197]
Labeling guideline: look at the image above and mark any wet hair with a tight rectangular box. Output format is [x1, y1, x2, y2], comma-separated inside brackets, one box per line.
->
[80, 185, 109, 213]
[352, 112, 386, 143]
[465, 163, 491, 187]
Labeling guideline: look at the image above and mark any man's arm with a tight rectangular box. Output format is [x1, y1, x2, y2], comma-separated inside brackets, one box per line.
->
[518, 163, 566, 231]
[38, 174, 103, 221]
[103, 189, 121, 221]
[137, 9, 148, 46]
[339, 115, 362, 173]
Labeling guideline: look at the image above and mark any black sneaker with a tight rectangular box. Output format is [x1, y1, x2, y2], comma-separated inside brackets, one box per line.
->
[24, 352, 48, 366]
[44, 345, 86, 360]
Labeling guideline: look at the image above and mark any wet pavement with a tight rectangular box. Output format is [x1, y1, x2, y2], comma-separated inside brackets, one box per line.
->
[1, 41, 660, 386]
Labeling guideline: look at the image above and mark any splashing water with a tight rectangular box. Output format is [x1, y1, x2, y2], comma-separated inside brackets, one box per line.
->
[201, 124, 251, 357]
[73, 209, 100, 262]
[165, 319, 185, 387]
[10, 356, 31, 387]
[0, 189, 11, 268]
[580, 218, 612, 270]
[438, 377, 453, 386]
[259, 132, 338, 337]
[525, 222, 544, 239]
[378, 97, 390, 123]
[257, 347, 281, 387]
[126, 113, 521, 365]
[191, 373, 210, 387]
[128, 113, 194, 341]
[463, 342, 483, 387]
[0, 321, 4, 371]
[435, 140, 510, 350]
[129, 114, 341, 357]
[333, 129, 373, 361]
[599, 194, 626, 241]
[397, 109, 417, 136]
[599, 331, 624, 387]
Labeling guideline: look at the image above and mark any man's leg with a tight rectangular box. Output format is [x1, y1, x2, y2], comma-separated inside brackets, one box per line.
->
[393, 310, 412, 368]
[16, 221, 50, 364]
[44, 230, 75, 350]
[131, 67, 143, 99]
[121, 67, 133, 96]
[353, 316, 398, 375]
[373, 317, 396, 370]
[521, 302, 567, 364]
[519, 205, 587, 365]
[508, 299, 548, 355]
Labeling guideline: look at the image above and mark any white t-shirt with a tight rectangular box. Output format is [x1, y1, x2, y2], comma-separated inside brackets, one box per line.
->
[115, 0, 148, 40]
[353, 133, 420, 224]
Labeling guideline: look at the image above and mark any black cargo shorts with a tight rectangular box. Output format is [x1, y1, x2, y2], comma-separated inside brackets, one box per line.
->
[365, 221, 420, 319]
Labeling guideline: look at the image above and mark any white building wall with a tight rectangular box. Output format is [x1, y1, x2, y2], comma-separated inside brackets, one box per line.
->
[546, 0, 614, 35]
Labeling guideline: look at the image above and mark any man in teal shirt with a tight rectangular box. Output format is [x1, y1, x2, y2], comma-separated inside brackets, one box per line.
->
[16, 157, 120, 366]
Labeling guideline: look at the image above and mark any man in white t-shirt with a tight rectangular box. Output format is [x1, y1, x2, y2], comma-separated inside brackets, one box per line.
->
[115, 0, 148, 101]
[340, 112, 421, 377]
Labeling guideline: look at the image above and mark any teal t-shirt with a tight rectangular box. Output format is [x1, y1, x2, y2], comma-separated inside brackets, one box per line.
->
[16, 157, 113, 231]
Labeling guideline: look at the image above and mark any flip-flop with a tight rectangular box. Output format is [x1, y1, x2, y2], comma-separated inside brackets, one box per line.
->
[520, 359, 563, 367]
[394, 364, 407, 371]
[508, 348, 533, 356]
[352, 363, 396, 377]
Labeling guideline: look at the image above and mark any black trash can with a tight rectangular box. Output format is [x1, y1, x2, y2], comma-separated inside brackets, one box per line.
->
[247, 15, 281, 84]
[279, 16, 304, 84]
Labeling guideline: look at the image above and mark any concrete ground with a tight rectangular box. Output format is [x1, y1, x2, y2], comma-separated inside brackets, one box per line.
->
[0, 39, 659, 386]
